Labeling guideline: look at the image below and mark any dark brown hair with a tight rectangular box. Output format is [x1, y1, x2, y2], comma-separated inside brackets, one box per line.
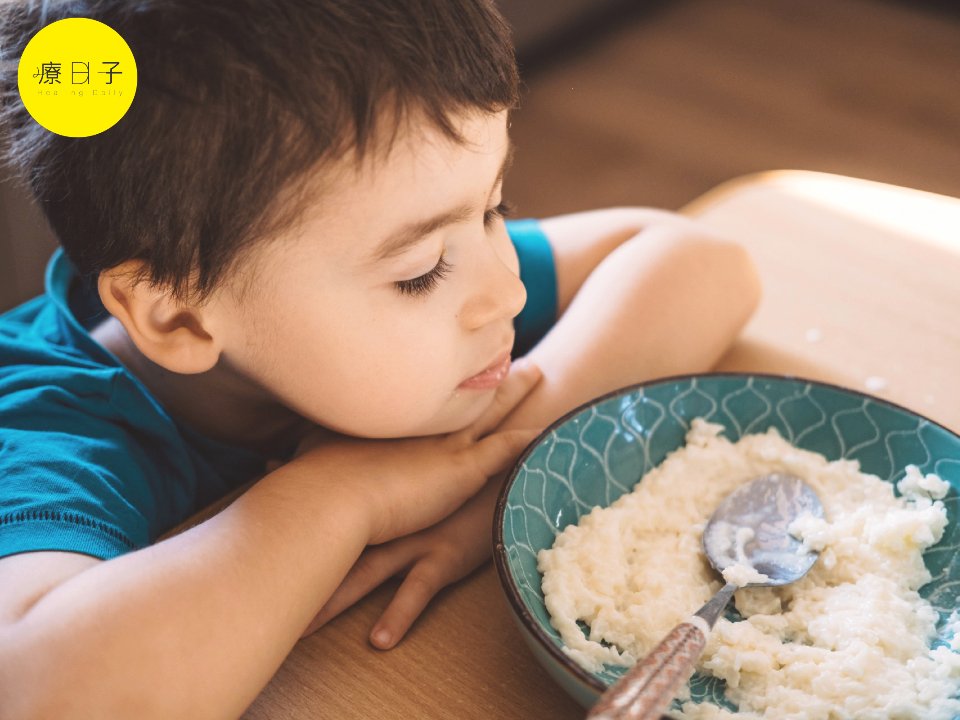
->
[0, 0, 519, 302]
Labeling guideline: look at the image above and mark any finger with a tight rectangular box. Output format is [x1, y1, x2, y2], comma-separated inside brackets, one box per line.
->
[309, 541, 421, 631]
[369, 564, 445, 650]
[466, 358, 543, 440]
[464, 426, 542, 481]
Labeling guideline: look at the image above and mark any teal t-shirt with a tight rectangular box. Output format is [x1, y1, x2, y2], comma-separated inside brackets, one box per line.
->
[0, 219, 557, 560]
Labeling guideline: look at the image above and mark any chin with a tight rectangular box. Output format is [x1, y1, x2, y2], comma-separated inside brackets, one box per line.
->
[399, 398, 490, 438]
[450, 392, 497, 431]
[325, 389, 494, 439]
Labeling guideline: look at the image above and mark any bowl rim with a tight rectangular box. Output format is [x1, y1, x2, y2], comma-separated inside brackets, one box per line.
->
[491, 370, 960, 695]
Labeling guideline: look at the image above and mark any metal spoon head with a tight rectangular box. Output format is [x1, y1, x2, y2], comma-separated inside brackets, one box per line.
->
[702, 473, 824, 587]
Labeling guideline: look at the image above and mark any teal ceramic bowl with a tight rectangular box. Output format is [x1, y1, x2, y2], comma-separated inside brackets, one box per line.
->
[493, 373, 960, 713]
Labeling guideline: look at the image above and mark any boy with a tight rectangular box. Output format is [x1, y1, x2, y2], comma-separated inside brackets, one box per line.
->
[0, 0, 761, 717]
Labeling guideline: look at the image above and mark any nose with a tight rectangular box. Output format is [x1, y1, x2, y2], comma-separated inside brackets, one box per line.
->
[458, 233, 527, 331]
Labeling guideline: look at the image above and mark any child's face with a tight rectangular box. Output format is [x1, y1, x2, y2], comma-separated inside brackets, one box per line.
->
[221, 108, 526, 438]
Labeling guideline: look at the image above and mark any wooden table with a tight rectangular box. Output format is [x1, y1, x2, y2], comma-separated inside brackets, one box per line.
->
[243, 171, 960, 719]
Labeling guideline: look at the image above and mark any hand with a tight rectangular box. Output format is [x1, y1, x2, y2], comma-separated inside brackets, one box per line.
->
[288, 359, 542, 546]
[300, 474, 501, 647]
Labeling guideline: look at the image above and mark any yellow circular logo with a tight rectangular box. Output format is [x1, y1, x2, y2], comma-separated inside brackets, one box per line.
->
[17, 17, 137, 138]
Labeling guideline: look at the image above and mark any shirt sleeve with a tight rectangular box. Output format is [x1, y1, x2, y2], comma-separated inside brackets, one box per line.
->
[0, 382, 151, 560]
[507, 218, 558, 358]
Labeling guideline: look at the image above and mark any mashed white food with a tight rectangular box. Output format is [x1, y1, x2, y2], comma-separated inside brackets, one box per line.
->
[538, 419, 960, 719]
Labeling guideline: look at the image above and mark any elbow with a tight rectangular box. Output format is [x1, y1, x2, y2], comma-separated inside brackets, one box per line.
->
[632, 213, 764, 331]
[679, 226, 763, 333]
[726, 240, 763, 332]
[653, 223, 764, 341]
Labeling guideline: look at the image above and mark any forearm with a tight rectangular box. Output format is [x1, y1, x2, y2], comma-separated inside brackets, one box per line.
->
[504, 221, 761, 432]
[539, 207, 688, 316]
[0, 464, 369, 720]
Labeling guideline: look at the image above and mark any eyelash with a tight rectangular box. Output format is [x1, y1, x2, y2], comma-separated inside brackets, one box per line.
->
[394, 255, 453, 297]
[484, 200, 513, 228]
[394, 200, 513, 297]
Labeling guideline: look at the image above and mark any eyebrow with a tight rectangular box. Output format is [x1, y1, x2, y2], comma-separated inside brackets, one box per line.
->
[369, 139, 515, 264]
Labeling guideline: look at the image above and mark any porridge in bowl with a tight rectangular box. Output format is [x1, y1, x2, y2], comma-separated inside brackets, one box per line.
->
[538, 418, 960, 719]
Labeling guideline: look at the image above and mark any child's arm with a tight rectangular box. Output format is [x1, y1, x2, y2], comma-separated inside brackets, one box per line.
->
[310, 207, 762, 645]
[0, 365, 542, 720]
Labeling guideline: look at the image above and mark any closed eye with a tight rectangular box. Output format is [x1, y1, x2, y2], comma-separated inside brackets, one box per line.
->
[394, 200, 513, 298]
[483, 200, 513, 228]
[394, 254, 453, 297]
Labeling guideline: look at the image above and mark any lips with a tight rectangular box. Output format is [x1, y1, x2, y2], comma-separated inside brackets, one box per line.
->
[458, 351, 512, 390]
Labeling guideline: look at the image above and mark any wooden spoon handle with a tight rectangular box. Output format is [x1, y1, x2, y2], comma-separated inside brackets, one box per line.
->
[586, 618, 708, 720]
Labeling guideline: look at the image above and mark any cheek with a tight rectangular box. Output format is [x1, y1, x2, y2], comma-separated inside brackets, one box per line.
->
[275, 297, 462, 435]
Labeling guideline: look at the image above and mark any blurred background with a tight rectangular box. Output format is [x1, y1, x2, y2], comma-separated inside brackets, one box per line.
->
[500, 0, 960, 214]
[1, 0, 959, 312]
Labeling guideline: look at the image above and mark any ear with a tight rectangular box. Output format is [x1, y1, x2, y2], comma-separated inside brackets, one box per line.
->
[97, 261, 224, 374]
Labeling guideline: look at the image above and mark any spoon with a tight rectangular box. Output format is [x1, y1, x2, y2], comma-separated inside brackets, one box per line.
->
[586, 473, 824, 720]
